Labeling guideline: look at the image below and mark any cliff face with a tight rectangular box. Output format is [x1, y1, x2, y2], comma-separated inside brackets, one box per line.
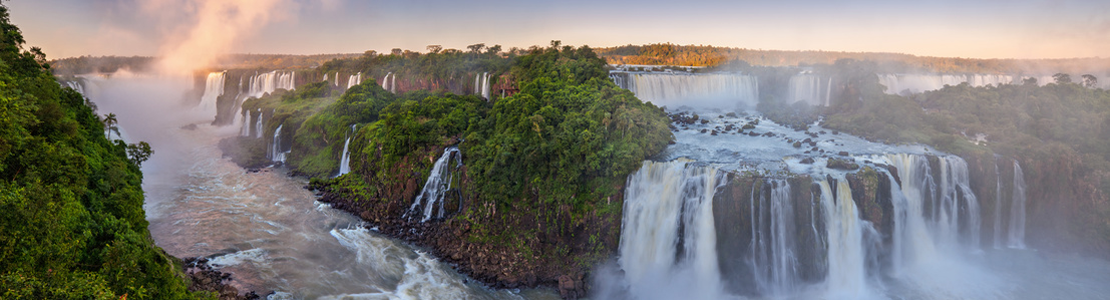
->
[309, 139, 619, 298]
[957, 147, 1110, 256]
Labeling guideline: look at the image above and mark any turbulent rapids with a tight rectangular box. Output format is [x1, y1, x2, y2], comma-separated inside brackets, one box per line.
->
[594, 70, 1110, 300]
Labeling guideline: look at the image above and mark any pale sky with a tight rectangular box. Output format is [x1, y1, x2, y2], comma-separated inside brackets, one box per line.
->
[7, 0, 1110, 61]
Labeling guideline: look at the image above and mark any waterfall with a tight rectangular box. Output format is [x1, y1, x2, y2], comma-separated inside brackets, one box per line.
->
[749, 180, 799, 296]
[622, 73, 759, 109]
[347, 72, 362, 89]
[787, 74, 831, 107]
[337, 124, 357, 176]
[254, 109, 264, 139]
[818, 176, 875, 298]
[334, 72, 339, 86]
[199, 71, 226, 115]
[876, 73, 1051, 95]
[937, 156, 981, 249]
[240, 110, 251, 137]
[269, 124, 287, 163]
[481, 72, 490, 99]
[409, 147, 462, 222]
[390, 73, 396, 93]
[618, 160, 723, 300]
[1007, 160, 1027, 249]
[474, 73, 481, 95]
[885, 154, 941, 274]
[246, 71, 296, 99]
[993, 160, 1004, 249]
[381, 72, 395, 92]
[323, 73, 328, 82]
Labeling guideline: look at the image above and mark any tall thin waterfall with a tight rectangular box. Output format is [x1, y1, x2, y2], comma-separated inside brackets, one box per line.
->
[993, 160, 1004, 249]
[818, 177, 874, 298]
[623, 73, 759, 109]
[619, 160, 723, 300]
[199, 71, 226, 115]
[750, 180, 799, 295]
[240, 110, 251, 137]
[334, 72, 339, 86]
[337, 124, 357, 176]
[1007, 160, 1027, 249]
[254, 109, 264, 139]
[269, 124, 287, 163]
[787, 74, 832, 106]
[323, 73, 328, 82]
[409, 147, 462, 222]
[481, 72, 490, 99]
[382, 72, 395, 93]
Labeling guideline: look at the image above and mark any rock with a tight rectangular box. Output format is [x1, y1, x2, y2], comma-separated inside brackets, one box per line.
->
[838, 151, 850, 156]
[827, 158, 860, 170]
[558, 274, 584, 300]
[793, 141, 803, 148]
[800, 157, 815, 164]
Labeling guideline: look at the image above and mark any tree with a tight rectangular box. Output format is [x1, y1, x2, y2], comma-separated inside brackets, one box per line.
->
[1053, 73, 1072, 84]
[126, 141, 153, 166]
[1082, 74, 1098, 88]
[391, 48, 403, 56]
[102, 113, 119, 139]
[467, 43, 486, 54]
[426, 45, 442, 54]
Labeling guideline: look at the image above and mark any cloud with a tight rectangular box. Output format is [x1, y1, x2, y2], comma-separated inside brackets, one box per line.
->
[146, 0, 302, 75]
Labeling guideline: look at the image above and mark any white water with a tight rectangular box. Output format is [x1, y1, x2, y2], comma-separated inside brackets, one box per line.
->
[382, 72, 396, 93]
[337, 124, 357, 177]
[347, 72, 362, 89]
[481, 72, 491, 99]
[199, 71, 226, 116]
[749, 180, 799, 296]
[1008, 160, 1027, 249]
[409, 147, 462, 222]
[246, 71, 296, 99]
[253, 109, 264, 139]
[269, 124, 287, 163]
[788, 73, 832, 106]
[621, 73, 759, 109]
[878, 74, 1056, 95]
[993, 161, 1004, 249]
[819, 177, 875, 299]
[79, 72, 545, 299]
[618, 160, 724, 300]
[240, 110, 252, 137]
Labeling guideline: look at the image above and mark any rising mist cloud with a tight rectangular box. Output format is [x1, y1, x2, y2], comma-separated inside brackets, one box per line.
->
[147, 0, 299, 75]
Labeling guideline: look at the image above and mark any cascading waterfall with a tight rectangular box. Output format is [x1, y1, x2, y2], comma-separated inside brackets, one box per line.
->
[877, 73, 1060, 95]
[390, 73, 397, 93]
[269, 124, 288, 163]
[346, 72, 362, 89]
[618, 160, 724, 300]
[409, 147, 462, 222]
[938, 156, 981, 249]
[246, 71, 296, 99]
[1007, 160, 1027, 249]
[382, 72, 393, 92]
[334, 72, 339, 86]
[818, 176, 875, 298]
[622, 73, 759, 109]
[323, 73, 328, 82]
[885, 154, 942, 274]
[787, 74, 832, 106]
[749, 180, 799, 296]
[993, 160, 1004, 249]
[336, 124, 357, 176]
[199, 71, 226, 115]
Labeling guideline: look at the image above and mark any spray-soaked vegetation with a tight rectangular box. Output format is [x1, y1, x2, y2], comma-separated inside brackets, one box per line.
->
[0, 5, 210, 299]
[223, 42, 673, 290]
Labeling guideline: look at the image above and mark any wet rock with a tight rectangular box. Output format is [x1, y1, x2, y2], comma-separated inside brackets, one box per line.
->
[827, 158, 860, 170]
[800, 157, 815, 164]
[838, 151, 850, 156]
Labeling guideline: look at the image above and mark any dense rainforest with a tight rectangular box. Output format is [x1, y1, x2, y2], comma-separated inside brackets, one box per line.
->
[0, 5, 219, 299]
[219, 41, 674, 295]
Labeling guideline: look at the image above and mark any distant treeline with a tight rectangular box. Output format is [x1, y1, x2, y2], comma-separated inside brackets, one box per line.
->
[597, 43, 1110, 75]
[50, 53, 362, 75]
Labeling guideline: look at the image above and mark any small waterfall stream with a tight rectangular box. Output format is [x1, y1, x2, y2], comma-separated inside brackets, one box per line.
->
[1008, 160, 1027, 249]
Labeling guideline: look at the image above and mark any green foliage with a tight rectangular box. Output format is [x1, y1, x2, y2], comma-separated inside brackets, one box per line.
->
[0, 4, 198, 299]
[464, 43, 673, 209]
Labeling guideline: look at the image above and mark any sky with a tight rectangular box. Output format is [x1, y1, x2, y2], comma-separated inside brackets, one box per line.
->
[6, 0, 1110, 64]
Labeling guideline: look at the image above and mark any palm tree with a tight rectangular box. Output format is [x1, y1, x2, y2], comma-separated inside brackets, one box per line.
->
[103, 113, 119, 140]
